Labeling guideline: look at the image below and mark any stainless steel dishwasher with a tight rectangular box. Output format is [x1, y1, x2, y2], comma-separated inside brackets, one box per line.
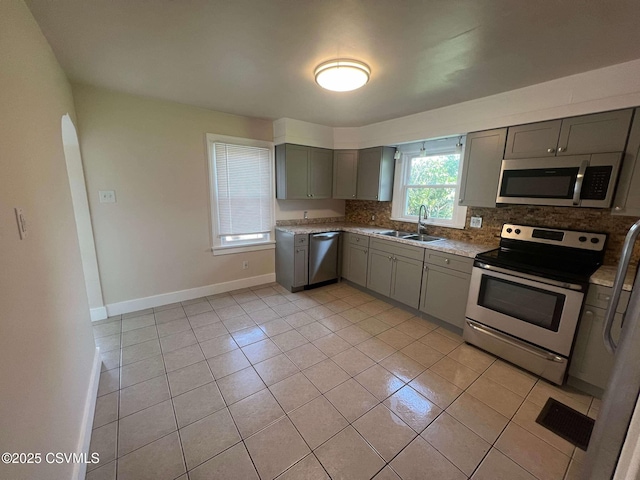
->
[309, 232, 341, 285]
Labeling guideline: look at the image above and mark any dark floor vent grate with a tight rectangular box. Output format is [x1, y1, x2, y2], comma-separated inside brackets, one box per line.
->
[535, 397, 595, 451]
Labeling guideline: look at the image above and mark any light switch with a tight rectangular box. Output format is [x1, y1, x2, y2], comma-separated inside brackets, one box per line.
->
[470, 216, 483, 228]
[99, 190, 116, 203]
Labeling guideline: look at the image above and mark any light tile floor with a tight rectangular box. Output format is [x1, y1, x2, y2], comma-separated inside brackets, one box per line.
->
[89, 282, 600, 480]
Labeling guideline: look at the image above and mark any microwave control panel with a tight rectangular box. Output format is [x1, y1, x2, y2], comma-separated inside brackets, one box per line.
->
[581, 166, 613, 200]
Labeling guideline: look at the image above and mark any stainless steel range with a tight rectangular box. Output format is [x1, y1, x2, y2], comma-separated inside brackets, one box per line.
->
[464, 224, 607, 385]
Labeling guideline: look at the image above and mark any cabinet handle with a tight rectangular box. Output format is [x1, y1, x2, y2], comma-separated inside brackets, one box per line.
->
[388, 256, 392, 261]
[558, 147, 566, 152]
[423, 264, 428, 271]
[585, 310, 594, 316]
[615, 206, 623, 211]
[444, 258, 450, 264]
[355, 238, 359, 242]
[375, 195, 378, 199]
[547, 148, 555, 153]
[352, 194, 356, 198]
[364, 249, 367, 254]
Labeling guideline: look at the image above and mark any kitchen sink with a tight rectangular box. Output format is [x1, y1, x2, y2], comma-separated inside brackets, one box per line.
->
[378, 230, 415, 238]
[378, 231, 443, 242]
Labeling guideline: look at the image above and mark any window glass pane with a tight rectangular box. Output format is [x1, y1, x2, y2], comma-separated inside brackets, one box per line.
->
[408, 154, 460, 185]
[406, 187, 456, 219]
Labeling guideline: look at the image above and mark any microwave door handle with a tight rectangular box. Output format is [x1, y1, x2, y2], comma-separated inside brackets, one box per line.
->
[572, 160, 588, 206]
[603, 218, 640, 354]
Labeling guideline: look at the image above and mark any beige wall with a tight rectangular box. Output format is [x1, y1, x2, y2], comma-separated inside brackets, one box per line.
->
[0, 2, 96, 479]
[73, 85, 281, 306]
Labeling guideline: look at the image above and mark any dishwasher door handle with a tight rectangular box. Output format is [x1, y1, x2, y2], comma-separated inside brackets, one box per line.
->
[312, 232, 341, 239]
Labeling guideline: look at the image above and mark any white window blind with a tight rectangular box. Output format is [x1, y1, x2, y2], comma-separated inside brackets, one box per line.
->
[213, 142, 273, 237]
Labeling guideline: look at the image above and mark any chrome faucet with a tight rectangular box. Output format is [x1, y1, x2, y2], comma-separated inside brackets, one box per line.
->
[417, 204, 428, 235]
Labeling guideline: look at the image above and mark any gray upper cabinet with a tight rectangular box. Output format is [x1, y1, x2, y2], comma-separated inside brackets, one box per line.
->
[612, 108, 640, 216]
[333, 150, 358, 199]
[458, 128, 507, 208]
[276, 143, 333, 199]
[504, 120, 562, 158]
[356, 146, 395, 201]
[504, 109, 633, 159]
[557, 109, 633, 156]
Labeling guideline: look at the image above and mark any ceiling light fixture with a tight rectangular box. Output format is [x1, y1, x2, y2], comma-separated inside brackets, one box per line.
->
[314, 59, 371, 92]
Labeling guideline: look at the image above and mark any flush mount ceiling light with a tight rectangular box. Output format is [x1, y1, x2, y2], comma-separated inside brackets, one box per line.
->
[314, 59, 371, 92]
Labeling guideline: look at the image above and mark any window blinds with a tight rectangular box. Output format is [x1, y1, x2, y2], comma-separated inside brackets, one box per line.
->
[213, 143, 273, 236]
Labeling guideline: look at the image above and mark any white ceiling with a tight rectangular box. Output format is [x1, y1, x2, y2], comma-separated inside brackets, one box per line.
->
[26, 0, 640, 127]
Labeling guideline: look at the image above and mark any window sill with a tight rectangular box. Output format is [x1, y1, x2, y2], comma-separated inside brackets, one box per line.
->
[390, 217, 466, 230]
[212, 241, 276, 256]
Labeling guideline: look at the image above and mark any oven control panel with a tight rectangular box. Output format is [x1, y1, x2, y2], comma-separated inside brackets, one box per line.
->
[501, 224, 606, 251]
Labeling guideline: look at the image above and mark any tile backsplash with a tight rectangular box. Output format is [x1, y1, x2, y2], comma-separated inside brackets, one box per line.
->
[345, 201, 640, 266]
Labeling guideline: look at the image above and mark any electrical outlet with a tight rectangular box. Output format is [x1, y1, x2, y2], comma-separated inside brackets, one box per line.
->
[242, 260, 249, 270]
[303, 211, 308, 219]
[99, 190, 116, 203]
[371, 214, 376, 221]
[470, 216, 483, 228]
[15, 207, 27, 239]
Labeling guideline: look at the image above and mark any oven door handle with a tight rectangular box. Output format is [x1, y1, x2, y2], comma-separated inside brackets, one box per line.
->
[466, 320, 565, 363]
[474, 262, 583, 291]
[572, 159, 588, 206]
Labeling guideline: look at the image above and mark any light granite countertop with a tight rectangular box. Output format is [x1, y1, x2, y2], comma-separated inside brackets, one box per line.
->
[275, 223, 497, 258]
[590, 264, 637, 292]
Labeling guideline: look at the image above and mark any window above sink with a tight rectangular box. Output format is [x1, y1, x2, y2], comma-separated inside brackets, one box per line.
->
[391, 137, 468, 229]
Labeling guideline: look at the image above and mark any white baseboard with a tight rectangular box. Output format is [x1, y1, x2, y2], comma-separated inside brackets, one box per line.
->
[90, 306, 108, 322]
[73, 347, 101, 480]
[106, 273, 276, 316]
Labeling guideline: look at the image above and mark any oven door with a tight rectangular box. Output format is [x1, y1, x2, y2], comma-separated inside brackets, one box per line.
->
[465, 264, 584, 356]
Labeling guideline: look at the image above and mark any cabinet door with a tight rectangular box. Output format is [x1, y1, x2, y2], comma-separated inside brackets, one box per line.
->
[293, 246, 308, 287]
[504, 120, 562, 159]
[366, 249, 393, 296]
[459, 128, 507, 208]
[284, 144, 310, 199]
[613, 108, 640, 216]
[557, 109, 633, 156]
[348, 244, 369, 287]
[333, 150, 358, 199]
[420, 265, 471, 329]
[309, 147, 333, 198]
[390, 256, 423, 309]
[569, 306, 623, 389]
[357, 147, 383, 200]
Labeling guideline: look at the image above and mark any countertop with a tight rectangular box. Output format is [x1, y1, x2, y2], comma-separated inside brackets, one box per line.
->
[590, 264, 637, 292]
[275, 223, 497, 258]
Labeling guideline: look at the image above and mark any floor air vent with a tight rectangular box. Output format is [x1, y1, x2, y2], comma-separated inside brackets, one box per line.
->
[535, 397, 595, 451]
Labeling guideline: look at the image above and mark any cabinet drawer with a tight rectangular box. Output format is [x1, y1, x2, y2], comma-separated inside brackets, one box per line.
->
[424, 251, 473, 274]
[294, 234, 309, 246]
[585, 284, 629, 313]
[370, 238, 424, 261]
[348, 233, 370, 247]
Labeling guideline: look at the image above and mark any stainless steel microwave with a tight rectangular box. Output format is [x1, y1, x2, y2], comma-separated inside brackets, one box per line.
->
[496, 152, 622, 208]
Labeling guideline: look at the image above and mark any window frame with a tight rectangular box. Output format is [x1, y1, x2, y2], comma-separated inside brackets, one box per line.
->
[206, 133, 276, 256]
[391, 141, 467, 229]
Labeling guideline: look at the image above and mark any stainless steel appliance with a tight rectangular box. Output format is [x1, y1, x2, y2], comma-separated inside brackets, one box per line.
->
[464, 224, 607, 385]
[583, 219, 640, 479]
[309, 232, 341, 284]
[496, 152, 622, 207]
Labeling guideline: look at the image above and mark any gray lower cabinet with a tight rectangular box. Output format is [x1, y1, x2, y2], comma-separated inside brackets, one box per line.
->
[356, 146, 395, 201]
[458, 128, 507, 208]
[333, 150, 358, 199]
[419, 252, 473, 329]
[612, 108, 640, 216]
[276, 143, 333, 199]
[504, 109, 633, 159]
[569, 285, 629, 390]
[341, 233, 369, 287]
[366, 238, 424, 309]
[275, 230, 309, 292]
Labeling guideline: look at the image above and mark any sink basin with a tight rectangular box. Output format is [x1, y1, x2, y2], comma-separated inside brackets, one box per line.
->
[378, 231, 443, 242]
[403, 234, 443, 242]
[378, 230, 415, 238]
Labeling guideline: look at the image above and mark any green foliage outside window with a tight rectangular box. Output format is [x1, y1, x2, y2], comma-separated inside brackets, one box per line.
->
[405, 154, 460, 220]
